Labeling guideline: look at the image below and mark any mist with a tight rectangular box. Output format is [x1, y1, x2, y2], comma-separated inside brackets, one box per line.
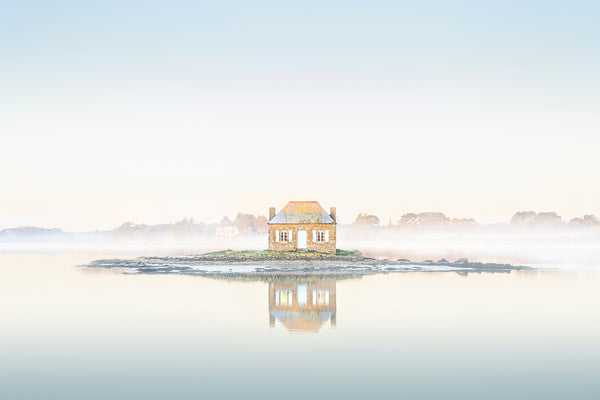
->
[2, 221, 599, 269]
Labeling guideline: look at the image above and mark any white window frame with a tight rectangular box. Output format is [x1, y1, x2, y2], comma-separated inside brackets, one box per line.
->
[312, 229, 330, 243]
[315, 230, 325, 243]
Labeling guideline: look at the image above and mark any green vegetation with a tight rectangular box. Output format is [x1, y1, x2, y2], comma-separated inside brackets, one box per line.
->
[203, 249, 234, 256]
[336, 249, 362, 256]
[195, 249, 365, 261]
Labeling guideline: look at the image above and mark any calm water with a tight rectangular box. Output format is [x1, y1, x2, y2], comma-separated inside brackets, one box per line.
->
[1, 254, 600, 399]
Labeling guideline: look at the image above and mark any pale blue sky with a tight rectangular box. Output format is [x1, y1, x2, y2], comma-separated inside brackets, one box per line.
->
[1, 1, 599, 229]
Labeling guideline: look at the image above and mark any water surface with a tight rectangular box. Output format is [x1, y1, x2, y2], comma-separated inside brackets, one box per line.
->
[1, 254, 599, 399]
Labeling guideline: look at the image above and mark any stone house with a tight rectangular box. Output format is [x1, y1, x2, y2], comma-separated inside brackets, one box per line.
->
[268, 201, 337, 253]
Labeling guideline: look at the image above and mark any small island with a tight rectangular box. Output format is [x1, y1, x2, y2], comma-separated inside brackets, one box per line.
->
[83, 249, 533, 278]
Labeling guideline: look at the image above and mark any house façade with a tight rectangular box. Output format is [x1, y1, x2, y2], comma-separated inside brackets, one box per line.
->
[268, 201, 336, 254]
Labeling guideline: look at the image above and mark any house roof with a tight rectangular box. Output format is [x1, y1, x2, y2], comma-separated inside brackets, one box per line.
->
[269, 201, 335, 224]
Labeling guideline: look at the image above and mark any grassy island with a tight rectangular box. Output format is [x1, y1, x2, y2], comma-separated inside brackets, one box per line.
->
[195, 249, 366, 262]
[83, 250, 533, 278]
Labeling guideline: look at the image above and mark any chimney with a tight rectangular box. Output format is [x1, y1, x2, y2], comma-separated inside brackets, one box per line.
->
[269, 207, 276, 221]
[330, 207, 336, 222]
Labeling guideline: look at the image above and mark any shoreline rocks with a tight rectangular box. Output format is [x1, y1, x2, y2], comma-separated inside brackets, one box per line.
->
[82, 249, 534, 278]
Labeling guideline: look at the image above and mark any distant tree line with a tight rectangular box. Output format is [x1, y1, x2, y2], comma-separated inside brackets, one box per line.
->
[2, 210, 599, 241]
[113, 213, 269, 238]
[346, 211, 600, 233]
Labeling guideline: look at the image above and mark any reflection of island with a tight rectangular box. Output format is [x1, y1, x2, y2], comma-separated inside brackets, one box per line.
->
[269, 278, 336, 333]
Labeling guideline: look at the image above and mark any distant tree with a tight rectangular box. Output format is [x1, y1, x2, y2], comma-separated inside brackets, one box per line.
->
[399, 213, 418, 225]
[354, 213, 380, 225]
[114, 221, 150, 237]
[569, 217, 584, 226]
[252, 215, 268, 234]
[510, 211, 537, 225]
[172, 218, 196, 237]
[570, 215, 599, 227]
[218, 216, 233, 227]
[115, 222, 135, 233]
[534, 212, 562, 226]
[450, 218, 480, 229]
[416, 212, 448, 224]
[399, 212, 448, 226]
[233, 213, 255, 235]
[511, 211, 563, 226]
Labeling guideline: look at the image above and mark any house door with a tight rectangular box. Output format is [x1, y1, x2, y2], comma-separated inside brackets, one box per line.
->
[297, 230, 307, 249]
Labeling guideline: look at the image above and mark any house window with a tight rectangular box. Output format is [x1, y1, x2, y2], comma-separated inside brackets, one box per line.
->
[275, 290, 293, 306]
[280, 230, 288, 242]
[312, 289, 330, 306]
[316, 230, 325, 243]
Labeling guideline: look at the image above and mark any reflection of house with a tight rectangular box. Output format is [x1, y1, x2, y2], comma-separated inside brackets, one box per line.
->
[269, 278, 337, 333]
[268, 201, 337, 253]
